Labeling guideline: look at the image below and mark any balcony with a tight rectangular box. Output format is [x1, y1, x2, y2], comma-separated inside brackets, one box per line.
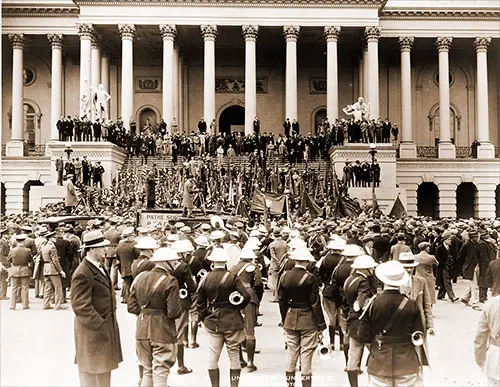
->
[1, 144, 46, 157]
[414, 146, 499, 159]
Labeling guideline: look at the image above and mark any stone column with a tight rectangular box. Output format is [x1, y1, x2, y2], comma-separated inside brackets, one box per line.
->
[283, 25, 300, 121]
[77, 23, 93, 119]
[160, 24, 176, 131]
[436, 37, 455, 158]
[324, 26, 341, 122]
[438, 182, 457, 219]
[118, 24, 135, 130]
[173, 45, 179, 131]
[6, 34, 25, 157]
[365, 26, 380, 119]
[399, 36, 416, 158]
[242, 25, 259, 135]
[47, 34, 63, 142]
[474, 37, 494, 159]
[201, 25, 217, 133]
[362, 42, 369, 101]
[100, 55, 110, 114]
[91, 36, 101, 87]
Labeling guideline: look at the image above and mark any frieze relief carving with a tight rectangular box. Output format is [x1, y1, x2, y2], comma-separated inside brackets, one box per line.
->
[215, 77, 268, 94]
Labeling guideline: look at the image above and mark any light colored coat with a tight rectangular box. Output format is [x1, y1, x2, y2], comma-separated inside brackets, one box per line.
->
[475, 295, 500, 382]
[64, 179, 77, 207]
[41, 240, 63, 275]
[415, 251, 438, 304]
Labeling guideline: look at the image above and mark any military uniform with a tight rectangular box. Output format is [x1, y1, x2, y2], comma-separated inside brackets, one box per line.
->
[41, 239, 65, 309]
[279, 265, 326, 387]
[132, 256, 156, 278]
[7, 244, 33, 309]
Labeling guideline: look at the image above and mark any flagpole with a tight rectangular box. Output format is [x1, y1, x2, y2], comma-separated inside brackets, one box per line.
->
[369, 143, 378, 213]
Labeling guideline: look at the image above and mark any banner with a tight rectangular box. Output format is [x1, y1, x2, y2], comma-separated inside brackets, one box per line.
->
[389, 195, 407, 218]
[250, 190, 285, 216]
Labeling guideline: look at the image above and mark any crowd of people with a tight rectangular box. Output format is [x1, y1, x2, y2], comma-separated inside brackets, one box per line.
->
[1, 192, 500, 387]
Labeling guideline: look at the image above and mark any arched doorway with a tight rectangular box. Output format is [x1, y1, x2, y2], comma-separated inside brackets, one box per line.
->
[496, 185, 500, 218]
[8, 101, 41, 147]
[218, 105, 245, 135]
[313, 107, 327, 134]
[417, 183, 439, 219]
[22, 180, 44, 213]
[138, 107, 158, 134]
[1, 183, 6, 216]
[429, 103, 461, 145]
[457, 182, 478, 219]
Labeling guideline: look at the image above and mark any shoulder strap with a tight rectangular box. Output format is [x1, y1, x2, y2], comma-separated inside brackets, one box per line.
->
[237, 263, 251, 277]
[130, 271, 147, 292]
[211, 271, 230, 304]
[142, 274, 168, 309]
[344, 275, 362, 292]
[380, 297, 409, 335]
[298, 272, 309, 287]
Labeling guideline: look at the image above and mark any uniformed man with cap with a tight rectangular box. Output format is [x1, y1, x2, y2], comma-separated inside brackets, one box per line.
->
[196, 248, 251, 387]
[343, 254, 378, 387]
[132, 237, 158, 278]
[7, 234, 33, 310]
[279, 246, 326, 387]
[357, 260, 424, 387]
[230, 246, 262, 372]
[171, 239, 197, 375]
[41, 228, 67, 310]
[128, 247, 182, 387]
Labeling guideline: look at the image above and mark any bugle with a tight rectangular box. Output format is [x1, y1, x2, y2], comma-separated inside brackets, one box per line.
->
[317, 343, 332, 360]
[198, 269, 208, 278]
[411, 331, 424, 347]
[179, 288, 189, 299]
[229, 291, 244, 306]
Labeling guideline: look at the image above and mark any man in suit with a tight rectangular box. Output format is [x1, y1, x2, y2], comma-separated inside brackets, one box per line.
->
[390, 232, 412, 261]
[292, 119, 300, 135]
[279, 246, 326, 387]
[103, 219, 121, 290]
[7, 234, 33, 310]
[459, 230, 481, 308]
[56, 157, 64, 186]
[128, 247, 182, 387]
[435, 231, 458, 302]
[115, 227, 139, 303]
[268, 228, 288, 303]
[54, 226, 71, 303]
[71, 230, 123, 387]
[197, 248, 251, 387]
[486, 257, 500, 298]
[82, 156, 90, 185]
[93, 118, 102, 141]
[253, 117, 260, 135]
[358, 260, 425, 387]
[283, 118, 291, 137]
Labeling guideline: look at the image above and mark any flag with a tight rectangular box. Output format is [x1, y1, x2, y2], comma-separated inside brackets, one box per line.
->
[250, 190, 285, 216]
[300, 189, 322, 218]
[372, 189, 379, 212]
[389, 194, 407, 218]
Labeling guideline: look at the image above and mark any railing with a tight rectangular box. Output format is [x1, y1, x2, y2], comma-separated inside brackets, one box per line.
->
[456, 147, 472, 159]
[416, 146, 438, 158]
[1, 144, 46, 156]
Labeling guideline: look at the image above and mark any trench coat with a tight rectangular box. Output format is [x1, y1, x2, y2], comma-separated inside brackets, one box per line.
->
[64, 179, 77, 207]
[71, 259, 123, 374]
[415, 251, 438, 304]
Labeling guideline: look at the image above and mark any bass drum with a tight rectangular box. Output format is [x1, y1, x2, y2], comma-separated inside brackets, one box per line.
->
[223, 243, 241, 270]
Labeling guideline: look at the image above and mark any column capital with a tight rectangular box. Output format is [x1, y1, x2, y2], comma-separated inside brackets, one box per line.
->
[474, 36, 491, 52]
[47, 33, 63, 49]
[8, 34, 25, 49]
[91, 34, 101, 49]
[159, 24, 177, 41]
[436, 37, 453, 52]
[242, 25, 259, 41]
[77, 23, 94, 39]
[283, 25, 300, 42]
[201, 25, 218, 41]
[364, 26, 381, 42]
[118, 24, 136, 40]
[324, 26, 341, 42]
[398, 36, 414, 52]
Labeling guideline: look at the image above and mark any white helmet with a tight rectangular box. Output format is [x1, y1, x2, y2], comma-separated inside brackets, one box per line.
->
[351, 254, 378, 269]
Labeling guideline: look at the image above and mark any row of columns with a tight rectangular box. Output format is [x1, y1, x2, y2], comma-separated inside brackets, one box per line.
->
[4, 27, 494, 157]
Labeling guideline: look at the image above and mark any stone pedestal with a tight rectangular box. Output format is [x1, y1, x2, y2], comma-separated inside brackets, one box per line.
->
[5, 140, 25, 157]
[438, 142, 456, 159]
[477, 143, 495, 159]
[399, 143, 417, 159]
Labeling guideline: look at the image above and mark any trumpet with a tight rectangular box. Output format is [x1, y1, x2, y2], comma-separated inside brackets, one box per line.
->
[179, 288, 189, 299]
[317, 343, 332, 360]
[229, 291, 244, 306]
[198, 269, 208, 278]
[411, 331, 424, 347]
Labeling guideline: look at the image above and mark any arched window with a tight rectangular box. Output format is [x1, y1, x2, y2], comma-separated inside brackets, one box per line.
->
[428, 103, 461, 145]
[24, 103, 36, 147]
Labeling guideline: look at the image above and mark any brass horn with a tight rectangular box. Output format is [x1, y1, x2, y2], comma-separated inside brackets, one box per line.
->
[317, 343, 332, 360]
[198, 269, 208, 278]
[179, 288, 189, 299]
[229, 291, 244, 306]
[411, 331, 424, 347]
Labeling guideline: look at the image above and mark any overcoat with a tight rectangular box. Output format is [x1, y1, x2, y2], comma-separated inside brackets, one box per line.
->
[115, 240, 139, 278]
[477, 239, 496, 288]
[71, 259, 123, 374]
[415, 251, 438, 304]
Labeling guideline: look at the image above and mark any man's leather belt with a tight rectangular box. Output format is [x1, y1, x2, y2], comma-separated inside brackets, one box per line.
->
[140, 308, 167, 315]
[289, 302, 311, 309]
[374, 335, 411, 344]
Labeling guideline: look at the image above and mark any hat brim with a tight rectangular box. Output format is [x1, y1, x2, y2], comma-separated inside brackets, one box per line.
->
[401, 262, 419, 268]
[150, 256, 178, 262]
[375, 266, 409, 286]
[207, 257, 229, 262]
[83, 240, 110, 249]
[351, 263, 378, 269]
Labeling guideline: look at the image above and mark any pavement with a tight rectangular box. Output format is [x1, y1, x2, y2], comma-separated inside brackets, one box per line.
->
[0, 279, 488, 387]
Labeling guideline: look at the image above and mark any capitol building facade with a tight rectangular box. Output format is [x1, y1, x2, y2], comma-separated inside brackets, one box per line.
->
[1, 0, 500, 218]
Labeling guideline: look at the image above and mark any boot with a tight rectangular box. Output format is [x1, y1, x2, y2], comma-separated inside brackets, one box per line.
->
[176, 344, 192, 374]
[328, 325, 336, 350]
[347, 371, 358, 387]
[190, 320, 199, 348]
[343, 343, 349, 365]
[301, 374, 312, 387]
[239, 344, 247, 368]
[338, 326, 344, 351]
[230, 369, 241, 387]
[208, 369, 220, 387]
[285, 372, 296, 387]
[137, 365, 143, 387]
[245, 339, 257, 372]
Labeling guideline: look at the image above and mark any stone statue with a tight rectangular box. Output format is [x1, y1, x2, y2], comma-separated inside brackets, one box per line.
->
[343, 97, 370, 121]
[80, 94, 90, 119]
[85, 80, 111, 121]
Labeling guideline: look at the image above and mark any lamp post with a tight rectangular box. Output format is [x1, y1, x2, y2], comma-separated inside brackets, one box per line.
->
[64, 142, 73, 160]
[369, 143, 377, 211]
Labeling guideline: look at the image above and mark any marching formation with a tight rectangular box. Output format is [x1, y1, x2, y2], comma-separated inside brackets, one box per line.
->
[1, 209, 500, 387]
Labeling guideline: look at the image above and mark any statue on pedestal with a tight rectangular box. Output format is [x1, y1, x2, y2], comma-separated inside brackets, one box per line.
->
[343, 97, 370, 121]
[85, 80, 111, 121]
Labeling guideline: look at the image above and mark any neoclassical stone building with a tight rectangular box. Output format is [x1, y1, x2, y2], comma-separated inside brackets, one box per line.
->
[1, 0, 500, 217]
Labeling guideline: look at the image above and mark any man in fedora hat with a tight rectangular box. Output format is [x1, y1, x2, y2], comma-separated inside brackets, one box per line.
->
[196, 248, 251, 387]
[128, 247, 182, 387]
[71, 230, 123, 387]
[279, 246, 326, 387]
[358, 260, 424, 387]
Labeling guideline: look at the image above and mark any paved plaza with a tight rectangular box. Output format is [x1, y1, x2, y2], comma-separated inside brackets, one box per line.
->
[0, 280, 487, 387]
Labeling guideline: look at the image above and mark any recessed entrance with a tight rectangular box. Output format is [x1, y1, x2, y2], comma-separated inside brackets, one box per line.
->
[139, 107, 158, 134]
[22, 180, 44, 213]
[1, 183, 6, 216]
[218, 105, 245, 135]
[496, 185, 500, 218]
[417, 182, 439, 219]
[313, 108, 327, 133]
[456, 182, 478, 219]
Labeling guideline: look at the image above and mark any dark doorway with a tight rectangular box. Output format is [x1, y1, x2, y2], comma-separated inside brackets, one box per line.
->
[496, 185, 500, 218]
[457, 182, 478, 219]
[218, 105, 245, 135]
[417, 183, 439, 219]
[0, 183, 6, 216]
[139, 108, 158, 134]
[22, 180, 44, 213]
[314, 108, 327, 133]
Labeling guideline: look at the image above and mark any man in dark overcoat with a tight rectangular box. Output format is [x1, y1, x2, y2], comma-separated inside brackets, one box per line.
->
[71, 230, 123, 387]
[115, 227, 139, 303]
